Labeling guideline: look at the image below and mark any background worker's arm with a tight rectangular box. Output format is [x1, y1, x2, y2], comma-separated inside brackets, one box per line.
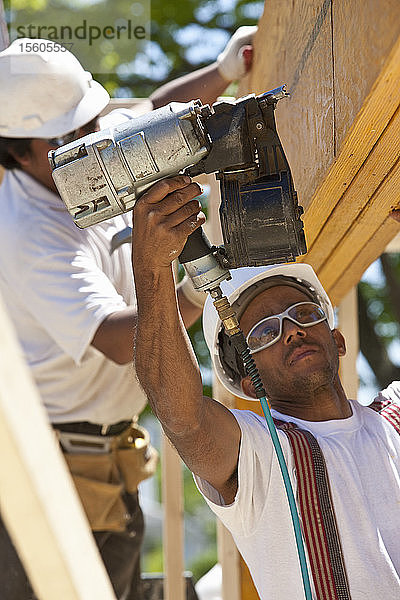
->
[91, 286, 202, 365]
[132, 177, 241, 504]
[150, 63, 231, 108]
[149, 26, 256, 108]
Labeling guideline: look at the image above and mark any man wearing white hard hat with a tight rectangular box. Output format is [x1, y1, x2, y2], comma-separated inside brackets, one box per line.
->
[132, 179, 400, 600]
[0, 28, 256, 600]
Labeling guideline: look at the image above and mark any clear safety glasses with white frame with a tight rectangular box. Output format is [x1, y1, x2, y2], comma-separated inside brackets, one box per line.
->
[246, 302, 327, 354]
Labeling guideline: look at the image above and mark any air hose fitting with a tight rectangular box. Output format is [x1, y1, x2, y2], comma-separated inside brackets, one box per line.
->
[211, 288, 267, 401]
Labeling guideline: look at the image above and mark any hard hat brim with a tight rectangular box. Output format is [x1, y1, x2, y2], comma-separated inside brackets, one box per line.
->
[3, 79, 110, 139]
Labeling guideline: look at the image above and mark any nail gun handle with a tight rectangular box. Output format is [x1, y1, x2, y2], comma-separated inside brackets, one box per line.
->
[178, 227, 213, 264]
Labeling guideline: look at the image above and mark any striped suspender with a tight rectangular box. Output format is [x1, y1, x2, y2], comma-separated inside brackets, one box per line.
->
[274, 401, 400, 599]
[274, 400, 400, 600]
[273, 419, 351, 600]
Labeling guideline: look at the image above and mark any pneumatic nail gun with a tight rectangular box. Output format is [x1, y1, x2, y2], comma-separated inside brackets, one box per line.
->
[49, 86, 306, 293]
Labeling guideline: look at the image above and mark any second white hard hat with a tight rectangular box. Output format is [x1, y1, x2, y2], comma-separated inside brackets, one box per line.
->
[0, 39, 110, 138]
[202, 263, 335, 401]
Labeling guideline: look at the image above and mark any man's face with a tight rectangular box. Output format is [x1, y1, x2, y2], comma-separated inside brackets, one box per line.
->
[15, 118, 100, 194]
[239, 285, 345, 403]
[18, 138, 60, 193]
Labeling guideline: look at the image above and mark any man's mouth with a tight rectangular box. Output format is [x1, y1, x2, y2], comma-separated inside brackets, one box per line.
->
[288, 345, 318, 365]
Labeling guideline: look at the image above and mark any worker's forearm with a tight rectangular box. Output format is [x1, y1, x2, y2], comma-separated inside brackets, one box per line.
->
[150, 26, 256, 109]
[134, 264, 204, 436]
[150, 63, 229, 108]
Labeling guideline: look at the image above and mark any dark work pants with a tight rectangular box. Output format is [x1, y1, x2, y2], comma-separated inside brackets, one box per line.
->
[0, 491, 145, 600]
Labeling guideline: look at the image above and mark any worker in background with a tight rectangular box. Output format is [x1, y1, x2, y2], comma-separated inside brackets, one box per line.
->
[0, 26, 256, 600]
[132, 174, 400, 600]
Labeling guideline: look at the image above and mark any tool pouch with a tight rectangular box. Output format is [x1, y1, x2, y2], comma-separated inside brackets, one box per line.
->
[114, 423, 159, 494]
[63, 424, 158, 531]
[64, 452, 127, 531]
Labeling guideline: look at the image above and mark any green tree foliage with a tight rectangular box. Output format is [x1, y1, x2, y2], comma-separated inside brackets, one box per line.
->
[358, 255, 400, 390]
[4, 0, 264, 96]
[98, 0, 264, 96]
[130, 0, 263, 95]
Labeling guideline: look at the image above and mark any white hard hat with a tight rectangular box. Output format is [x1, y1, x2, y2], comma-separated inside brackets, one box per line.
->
[202, 263, 335, 401]
[0, 39, 110, 138]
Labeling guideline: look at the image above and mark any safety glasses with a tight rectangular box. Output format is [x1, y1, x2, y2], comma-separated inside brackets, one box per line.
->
[246, 302, 327, 354]
[47, 129, 79, 148]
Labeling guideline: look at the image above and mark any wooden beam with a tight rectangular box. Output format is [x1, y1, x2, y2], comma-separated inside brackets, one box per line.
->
[327, 214, 400, 305]
[213, 376, 242, 600]
[161, 434, 185, 600]
[0, 294, 116, 600]
[217, 521, 241, 600]
[303, 104, 400, 270]
[337, 287, 359, 400]
[0, 0, 9, 50]
[318, 157, 400, 298]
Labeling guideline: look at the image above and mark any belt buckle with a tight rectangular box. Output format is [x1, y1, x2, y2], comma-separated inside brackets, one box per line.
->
[58, 431, 112, 454]
[101, 423, 111, 436]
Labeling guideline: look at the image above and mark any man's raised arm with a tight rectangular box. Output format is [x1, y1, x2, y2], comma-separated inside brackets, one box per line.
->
[149, 26, 256, 108]
[132, 176, 241, 503]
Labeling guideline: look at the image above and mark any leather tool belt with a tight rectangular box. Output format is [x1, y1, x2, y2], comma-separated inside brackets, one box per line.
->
[53, 420, 158, 532]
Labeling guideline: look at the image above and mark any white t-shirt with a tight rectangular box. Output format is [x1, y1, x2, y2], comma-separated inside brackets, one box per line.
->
[0, 106, 152, 424]
[196, 382, 400, 600]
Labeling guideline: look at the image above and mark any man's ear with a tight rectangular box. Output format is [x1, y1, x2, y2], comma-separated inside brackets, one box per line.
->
[8, 147, 31, 169]
[332, 328, 346, 357]
[241, 375, 257, 399]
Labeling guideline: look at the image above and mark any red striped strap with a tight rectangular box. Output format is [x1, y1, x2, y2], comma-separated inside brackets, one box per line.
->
[368, 399, 400, 434]
[274, 419, 351, 600]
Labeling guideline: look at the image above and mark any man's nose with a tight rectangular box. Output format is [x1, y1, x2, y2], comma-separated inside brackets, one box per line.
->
[282, 318, 306, 345]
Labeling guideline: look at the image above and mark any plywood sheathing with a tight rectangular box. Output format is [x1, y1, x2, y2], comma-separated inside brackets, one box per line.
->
[242, 1, 400, 305]
[244, 0, 336, 212]
[303, 37, 400, 304]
